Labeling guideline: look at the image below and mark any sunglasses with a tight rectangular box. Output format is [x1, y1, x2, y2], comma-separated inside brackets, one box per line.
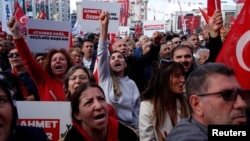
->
[7, 52, 20, 58]
[197, 89, 250, 101]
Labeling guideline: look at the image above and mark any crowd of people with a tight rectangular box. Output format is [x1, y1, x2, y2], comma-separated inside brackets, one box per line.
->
[0, 9, 249, 141]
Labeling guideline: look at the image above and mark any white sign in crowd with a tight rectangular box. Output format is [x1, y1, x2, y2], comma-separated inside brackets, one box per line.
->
[17, 101, 71, 141]
[81, 1, 120, 33]
[27, 19, 71, 53]
[143, 20, 166, 37]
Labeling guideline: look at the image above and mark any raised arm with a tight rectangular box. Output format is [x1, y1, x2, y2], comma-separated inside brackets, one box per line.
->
[99, 11, 109, 42]
[7, 17, 48, 86]
[97, 11, 110, 82]
[207, 10, 223, 62]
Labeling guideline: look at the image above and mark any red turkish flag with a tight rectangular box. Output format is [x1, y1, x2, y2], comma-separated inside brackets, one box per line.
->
[207, 0, 221, 17]
[200, 0, 221, 24]
[37, 8, 46, 19]
[216, 0, 250, 89]
[14, 1, 28, 25]
[199, 8, 209, 24]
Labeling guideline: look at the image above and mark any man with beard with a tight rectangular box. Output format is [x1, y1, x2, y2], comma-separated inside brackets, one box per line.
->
[170, 45, 195, 79]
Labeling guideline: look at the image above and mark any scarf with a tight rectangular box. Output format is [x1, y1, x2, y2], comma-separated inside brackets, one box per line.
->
[73, 117, 119, 141]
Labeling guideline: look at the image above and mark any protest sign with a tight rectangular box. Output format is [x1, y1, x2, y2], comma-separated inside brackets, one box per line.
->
[81, 1, 120, 33]
[27, 19, 70, 53]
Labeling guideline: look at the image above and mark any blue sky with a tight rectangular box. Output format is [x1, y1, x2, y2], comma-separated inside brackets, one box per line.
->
[70, 0, 236, 20]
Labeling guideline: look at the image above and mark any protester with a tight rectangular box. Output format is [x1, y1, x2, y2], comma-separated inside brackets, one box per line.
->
[128, 44, 134, 57]
[97, 11, 140, 130]
[188, 34, 205, 58]
[171, 36, 181, 47]
[196, 48, 210, 65]
[159, 43, 172, 60]
[7, 16, 74, 101]
[68, 48, 83, 66]
[64, 65, 96, 101]
[34, 53, 47, 68]
[63, 65, 117, 119]
[112, 28, 162, 93]
[166, 63, 249, 141]
[6, 34, 13, 42]
[81, 39, 96, 72]
[5, 47, 40, 101]
[206, 10, 223, 63]
[0, 77, 48, 141]
[170, 45, 196, 78]
[72, 36, 81, 48]
[86, 33, 99, 50]
[139, 60, 190, 141]
[0, 71, 24, 100]
[0, 38, 11, 71]
[64, 82, 138, 141]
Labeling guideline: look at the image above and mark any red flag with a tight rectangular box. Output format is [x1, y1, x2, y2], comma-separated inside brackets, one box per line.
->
[109, 33, 116, 45]
[199, 8, 209, 24]
[69, 33, 73, 48]
[199, 0, 221, 24]
[190, 16, 195, 34]
[216, 0, 250, 89]
[135, 22, 142, 38]
[233, 0, 246, 3]
[13, 1, 28, 25]
[93, 58, 99, 84]
[207, 0, 221, 17]
[123, 0, 129, 26]
[37, 8, 46, 19]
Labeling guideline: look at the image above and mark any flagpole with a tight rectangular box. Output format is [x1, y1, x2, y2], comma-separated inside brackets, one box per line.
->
[215, 0, 218, 11]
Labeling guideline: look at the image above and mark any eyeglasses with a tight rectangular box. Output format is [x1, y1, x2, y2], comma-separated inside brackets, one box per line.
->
[174, 41, 181, 44]
[7, 52, 20, 58]
[197, 89, 250, 101]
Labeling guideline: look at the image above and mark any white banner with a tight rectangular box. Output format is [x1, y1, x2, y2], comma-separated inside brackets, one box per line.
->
[17, 101, 71, 141]
[143, 20, 165, 37]
[81, 1, 120, 33]
[26, 19, 70, 53]
[2, 0, 13, 34]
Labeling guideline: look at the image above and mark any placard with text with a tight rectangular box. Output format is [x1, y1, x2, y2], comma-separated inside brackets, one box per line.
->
[17, 101, 71, 141]
[81, 1, 120, 33]
[143, 20, 165, 37]
[27, 19, 70, 53]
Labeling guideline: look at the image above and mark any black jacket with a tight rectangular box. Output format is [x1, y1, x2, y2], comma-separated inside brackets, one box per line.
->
[11, 126, 48, 141]
[126, 43, 160, 92]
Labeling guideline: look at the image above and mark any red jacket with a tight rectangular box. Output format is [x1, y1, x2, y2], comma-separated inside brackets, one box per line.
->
[14, 37, 66, 101]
